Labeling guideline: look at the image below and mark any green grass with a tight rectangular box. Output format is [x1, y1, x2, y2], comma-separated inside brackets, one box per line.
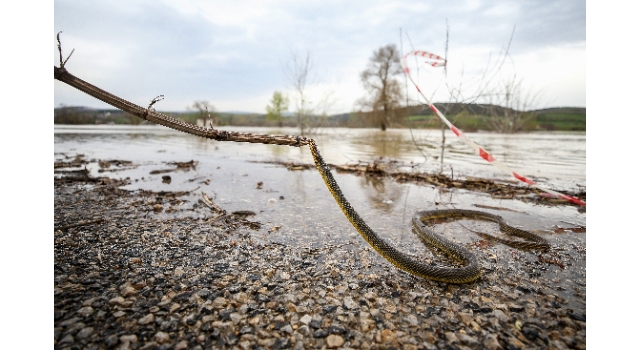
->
[406, 111, 585, 132]
[536, 112, 586, 131]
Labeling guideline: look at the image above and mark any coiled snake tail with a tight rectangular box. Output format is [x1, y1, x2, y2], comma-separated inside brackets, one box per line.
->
[309, 140, 548, 284]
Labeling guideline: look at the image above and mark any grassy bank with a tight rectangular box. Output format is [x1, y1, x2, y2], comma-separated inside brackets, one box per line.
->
[54, 105, 586, 132]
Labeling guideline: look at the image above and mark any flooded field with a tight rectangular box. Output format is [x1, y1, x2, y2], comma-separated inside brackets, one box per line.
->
[54, 125, 586, 314]
[54, 125, 585, 189]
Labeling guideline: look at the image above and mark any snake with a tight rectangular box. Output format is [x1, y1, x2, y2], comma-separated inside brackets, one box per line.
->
[54, 65, 550, 284]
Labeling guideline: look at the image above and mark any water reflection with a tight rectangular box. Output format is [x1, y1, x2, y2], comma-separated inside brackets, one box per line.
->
[55, 125, 585, 192]
[358, 175, 403, 212]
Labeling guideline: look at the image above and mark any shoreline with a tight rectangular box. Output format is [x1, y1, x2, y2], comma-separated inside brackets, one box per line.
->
[54, 157, 586, 349]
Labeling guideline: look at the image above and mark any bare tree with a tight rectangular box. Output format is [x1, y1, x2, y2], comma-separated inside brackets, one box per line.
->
[190, 100, 219, 126]
[484, 77, 540, 133]
[284, 50, 314, 135]
[283, 50, 340, 134]
[360, 44, 405, 131]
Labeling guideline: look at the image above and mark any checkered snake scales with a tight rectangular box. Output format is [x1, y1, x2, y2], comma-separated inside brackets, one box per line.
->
[55, 66, 550, 284]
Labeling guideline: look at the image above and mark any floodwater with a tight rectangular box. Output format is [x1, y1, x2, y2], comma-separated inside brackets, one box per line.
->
[54, 125, 585, 189]
[54, 125, 586, 311]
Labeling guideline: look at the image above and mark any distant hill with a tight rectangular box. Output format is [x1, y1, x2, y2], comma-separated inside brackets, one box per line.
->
[532, 107, 586, 114]
[54, 103, 585, 131]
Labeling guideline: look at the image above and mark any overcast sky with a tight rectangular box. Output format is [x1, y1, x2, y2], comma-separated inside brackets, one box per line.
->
[53, 0, 586, 114]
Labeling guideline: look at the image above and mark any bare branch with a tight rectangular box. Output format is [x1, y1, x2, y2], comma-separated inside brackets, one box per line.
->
[56, 31, 75, 68]
[148, 95, 164, 111]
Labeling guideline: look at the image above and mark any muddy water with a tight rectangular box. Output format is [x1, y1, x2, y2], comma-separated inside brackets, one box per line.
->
[54, 125, 585, 188]
[54, 125, 586, 311]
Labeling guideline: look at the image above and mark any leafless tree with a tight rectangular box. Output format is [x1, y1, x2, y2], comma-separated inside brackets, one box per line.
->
[283, 50, 340, 135]
[360, 44, 405, 131]
[191, 100, 219, 127]
[284, 50, 314, 135]
[483, 76, 540, 133]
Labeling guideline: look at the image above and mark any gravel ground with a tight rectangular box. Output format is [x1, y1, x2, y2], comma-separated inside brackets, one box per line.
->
[54, 171, 586, 350]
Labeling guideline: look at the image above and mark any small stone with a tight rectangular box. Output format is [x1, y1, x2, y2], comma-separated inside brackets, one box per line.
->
[82, 297, 97, 307]
[286, 303, 297, 312]
[105, 334, 118, 347]
[493, 309, 509, 323]
[381, 329, 396, 343]
[58, 334, 74, 344]
[249, 316, 262, 325]
[314, 329, 329, 338]
[508, 303, 525, 312]
[507, 336, 525, 348]
[173, 267, 184, 277]
[322, 305, 337, 315]
[140, 341, 158, 350]
[296, 325, 312, 337]
[113, 311, 126, 318]
[76, 327, 94, 339]
[234, 292, 248, 303]
[272, 337, 291, 349]
[326, 334, 345, 348]
[459, 311, 473, 326]
[456, 333, 479, 346]
[404, 314, 418, 326]
[343, 297, 357, 310]
[138, 313, 155, 325]
[280, 324, 294, 334]
[484, 334, 503, 350]
[384, 304, 397, 314]
[169, 303, 180, 313]
[109, 296, 126, 306]
[120, 283, 137, 297]
[299, 314, 312, 325]
[230, 313, 243, 324]
[153, 204, 163, 211]
[59, 317, 80, 327]
[174, 340, 189, 350]
[120, 334, 138, 346]
[309, 320, 322, 329]
[77, 306, 94, 317]
[444, 331, 458, 343]
[213, 297, 227, 307]
[154, 331, 170, 344]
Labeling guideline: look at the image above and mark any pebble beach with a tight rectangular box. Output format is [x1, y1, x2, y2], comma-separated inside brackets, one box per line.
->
[54, 159, 586, 350]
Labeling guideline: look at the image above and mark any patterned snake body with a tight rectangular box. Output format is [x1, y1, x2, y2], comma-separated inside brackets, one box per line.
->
[311, 140, 549, 283]
[55, 66, 550, 284]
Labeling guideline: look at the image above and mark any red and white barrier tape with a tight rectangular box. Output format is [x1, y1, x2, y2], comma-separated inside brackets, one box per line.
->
[401, 50, 586, 206]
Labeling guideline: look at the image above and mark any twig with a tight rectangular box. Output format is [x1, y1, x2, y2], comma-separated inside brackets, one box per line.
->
[538, 254, 565, 269]
[201, 192, 226, 214]
[148, 95, 164, 111]
[56, 31, 75, 68]
[55, 218, 104, 231]
[205, 106, 213, 129]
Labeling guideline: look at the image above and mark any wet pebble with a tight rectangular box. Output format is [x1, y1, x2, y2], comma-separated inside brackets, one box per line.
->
[54, 180, 585, 350]
[326, 334, 344, 348]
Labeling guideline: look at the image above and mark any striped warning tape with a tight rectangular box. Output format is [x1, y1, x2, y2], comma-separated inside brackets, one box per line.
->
[401, 50, 586, 206]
